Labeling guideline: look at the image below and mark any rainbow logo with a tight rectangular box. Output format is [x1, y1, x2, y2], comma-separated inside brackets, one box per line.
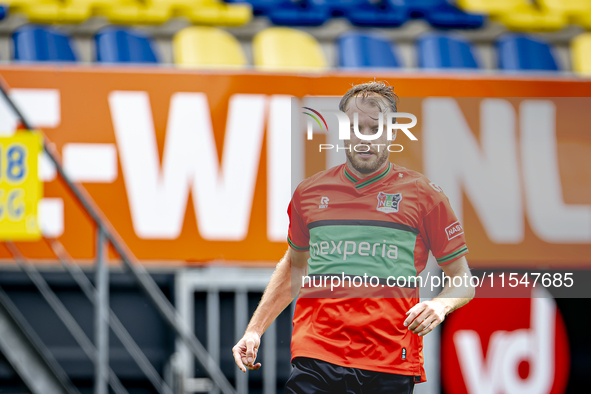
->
[302, 107, 329, 132]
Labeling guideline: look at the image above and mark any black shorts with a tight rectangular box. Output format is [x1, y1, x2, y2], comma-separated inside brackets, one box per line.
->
[286, 357, 416, 394]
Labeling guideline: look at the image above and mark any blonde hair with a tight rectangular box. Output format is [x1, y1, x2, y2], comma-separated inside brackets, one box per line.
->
[339, 81, 398, 114]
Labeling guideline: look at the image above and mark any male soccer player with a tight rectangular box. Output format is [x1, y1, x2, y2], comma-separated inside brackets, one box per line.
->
[232, 81, 475, 393]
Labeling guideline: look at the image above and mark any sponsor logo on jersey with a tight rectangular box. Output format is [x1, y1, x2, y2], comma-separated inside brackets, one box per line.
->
[310, 240, 398, 261]
[445, 221, 464, 240]
[319, 196, 329, 209]
[377, 192, 402, 213]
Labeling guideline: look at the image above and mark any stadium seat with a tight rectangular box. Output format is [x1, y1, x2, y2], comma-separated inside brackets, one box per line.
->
[267, 0, 330, 26]
[417, 33, 480, 69]
[0, 4, 7, 20]
[3, 0, 45, 13]
[13, 25, 78, 62]
[253, 27, 327, 71]
[323, 0, 365, 16]
[173, 26, 247, 68]
[95, 27, 159, 63]
[344, 0, 409, 27]
[225, 0, 328, 26]
[180, 0, 252, 26]
[538, 0, 591, 29]
[337, 32, 403, 68]
[571, 33, 591, 75]
[457, 0, 566, 31]
[496, 34, 560, 71]
[572, 14, 591, 29]
[406, 0, 485, 29]
[103, 0, 170, 24]
[105, 0, 251, 25]
[538, 0, 591, 14]
[4, 0, 94, 23]
[496, 8, 567, 31]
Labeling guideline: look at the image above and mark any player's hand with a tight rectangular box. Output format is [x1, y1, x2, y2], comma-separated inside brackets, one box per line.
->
[232, 331, 262, 373]
[404, 300, 450, 337]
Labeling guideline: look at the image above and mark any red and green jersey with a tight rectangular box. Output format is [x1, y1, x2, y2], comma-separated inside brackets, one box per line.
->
[287, 162, 469, 382]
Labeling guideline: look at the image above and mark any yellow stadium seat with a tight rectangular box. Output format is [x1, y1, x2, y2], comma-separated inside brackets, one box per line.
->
[253, 27, 328, 72]
[105, 3, 170, 24]
[185, 0, 251, 26]
[173, 26, 247, 68]
[4, 0, 87, 23]
[105, 0, 251, 25]
[539, 0, 591, 14]
[21, 1, 91, 23]
[571, 33, 591, 75]
[572, 13, 591, 29]
[3, 0, 49, 13]
[457, 0, 521, 14]
[495, 6, 567, 31]
[7, 0, 144, 24]
[458, 0, 567, 31]
[538, 0, 591, 29]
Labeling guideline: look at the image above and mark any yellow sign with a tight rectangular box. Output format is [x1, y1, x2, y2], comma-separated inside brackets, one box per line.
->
[0, 131, 43, 240]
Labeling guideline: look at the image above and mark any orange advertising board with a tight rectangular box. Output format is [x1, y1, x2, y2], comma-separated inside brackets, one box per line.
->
[0, 66, 590, 268]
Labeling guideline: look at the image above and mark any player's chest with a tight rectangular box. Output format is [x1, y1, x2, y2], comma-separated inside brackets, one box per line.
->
[299, 183, 421, 229]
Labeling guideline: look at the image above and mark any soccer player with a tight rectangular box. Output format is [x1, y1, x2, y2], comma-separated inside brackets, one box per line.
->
[232, 81, 475, 393]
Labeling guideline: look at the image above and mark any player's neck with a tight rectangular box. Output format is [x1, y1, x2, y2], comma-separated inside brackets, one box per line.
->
[345, 160, 390, 180]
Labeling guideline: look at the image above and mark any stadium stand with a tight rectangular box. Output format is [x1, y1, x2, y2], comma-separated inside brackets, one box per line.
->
[12, 24, 78, 61]
[338, 32, 403, 68]
[497, 34, 560, 71]
[458, 0, 567, 31]
[571, 32, 591, 75]
[95, 26, 159, 63]
[225, 0, 483, 28]
[0, 0, 587, 73]
[173, 26, 247, 68]
[253, 27, 327, 71]
[417, 32, 480, 69]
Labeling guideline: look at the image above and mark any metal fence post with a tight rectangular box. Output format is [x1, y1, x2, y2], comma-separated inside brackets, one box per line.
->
[94, 228, 109, 394]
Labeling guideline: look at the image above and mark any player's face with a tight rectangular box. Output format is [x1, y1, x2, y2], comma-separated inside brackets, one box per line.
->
[344, 99, 390, 174]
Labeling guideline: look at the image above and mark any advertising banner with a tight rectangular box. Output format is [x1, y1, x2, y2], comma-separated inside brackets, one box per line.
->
[0, 66, 590, 268]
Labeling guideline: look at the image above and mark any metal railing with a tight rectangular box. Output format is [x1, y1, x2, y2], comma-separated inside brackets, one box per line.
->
[0, 75, 237, 394]
[176, 266, 295, 394]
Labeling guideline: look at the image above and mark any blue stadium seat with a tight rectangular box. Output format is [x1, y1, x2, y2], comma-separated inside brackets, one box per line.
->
[225, 0, 329, 25]
[0, 4, 8, 21]
[497, 34, 560, 71]
[267, 0, 330, 26]
[338, 32, 403, 68]
[417, 33, 480, 69]
[95, 27, 159, 63]
[224, 0, 281, 15]
[13, 25, 77, 62]
[407, 0, 485, 29]
[324, 0, 365, 16]
[344, 0, 409, 27]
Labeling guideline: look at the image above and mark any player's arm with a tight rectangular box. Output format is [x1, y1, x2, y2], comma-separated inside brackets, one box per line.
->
[232, 247, 309, 372]
[404, 256, 474, 336]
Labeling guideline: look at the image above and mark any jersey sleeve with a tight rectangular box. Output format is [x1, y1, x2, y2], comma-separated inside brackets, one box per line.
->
[418, 179, 469, 266]
[287, 187, 310, 251]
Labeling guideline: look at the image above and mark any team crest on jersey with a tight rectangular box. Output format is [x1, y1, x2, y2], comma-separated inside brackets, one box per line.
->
[376, 192, 402, 213]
